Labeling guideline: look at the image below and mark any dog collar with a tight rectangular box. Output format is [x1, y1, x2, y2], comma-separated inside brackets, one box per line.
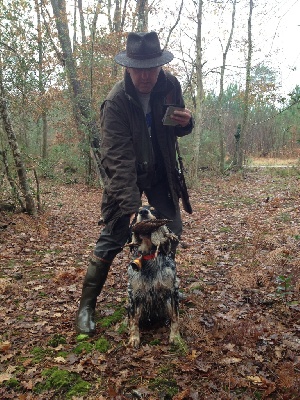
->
[131, 253, 156, 269]
[142, 254, 156, 260]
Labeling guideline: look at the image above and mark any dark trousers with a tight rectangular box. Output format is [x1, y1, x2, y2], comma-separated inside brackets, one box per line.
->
[94, 181, 182, 263]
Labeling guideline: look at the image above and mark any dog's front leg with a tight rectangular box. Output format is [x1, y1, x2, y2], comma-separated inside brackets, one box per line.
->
[169, 316, 180, 344]
[167, 299, 181, 344]
[128, 306, 141, 348]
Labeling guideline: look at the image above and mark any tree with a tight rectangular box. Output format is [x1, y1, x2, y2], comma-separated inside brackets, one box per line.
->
[35, 0, 48, 159]
[49, 0, 102, 181]
[236, 0, 253, 168]
[133, 0, 148, 31]
[191, 0, 205, 180]
[216, 0, 237, 173]
[0, 77, 36, 215]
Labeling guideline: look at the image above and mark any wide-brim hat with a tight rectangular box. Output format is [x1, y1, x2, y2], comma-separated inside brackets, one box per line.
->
[114, 31, 174, 68]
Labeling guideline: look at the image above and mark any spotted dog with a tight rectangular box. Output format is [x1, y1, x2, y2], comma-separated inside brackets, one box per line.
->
[127, 206, 180, 347]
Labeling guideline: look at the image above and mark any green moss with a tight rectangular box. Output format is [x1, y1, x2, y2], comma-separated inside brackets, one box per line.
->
[149, 339, 161, 345]
[73, 341, 93, 354]
[33, 367, 90, 398]
[57, 351, 68, 358]
[76, 333, 90, 342]
[98, 307, 126, 328]
[73, 336, 111, 354]
[219, 226, 231, 233]
[117, 321, 128, 334]
[94, 337, 110, 353]
[148, 363, 179, 397]
[67, 380, 92, 398]
[31, 346, 50, 363]
[149, 377, 178, 397]
[48, 334, 67, 347]
[3, 378, 21, 390]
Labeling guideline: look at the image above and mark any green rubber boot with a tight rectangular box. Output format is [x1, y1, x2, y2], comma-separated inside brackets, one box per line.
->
[75, 259, 110, 336]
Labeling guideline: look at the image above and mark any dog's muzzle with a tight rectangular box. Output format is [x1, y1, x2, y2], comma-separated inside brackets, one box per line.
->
[137, 207, 155, 221]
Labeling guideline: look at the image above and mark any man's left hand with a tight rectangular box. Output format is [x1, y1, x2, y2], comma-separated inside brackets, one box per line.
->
[172, 108, 192, 127]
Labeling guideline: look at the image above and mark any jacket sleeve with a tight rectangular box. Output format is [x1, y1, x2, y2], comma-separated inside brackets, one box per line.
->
[100, 100, 141, 217]
[172, 76, 194, 137]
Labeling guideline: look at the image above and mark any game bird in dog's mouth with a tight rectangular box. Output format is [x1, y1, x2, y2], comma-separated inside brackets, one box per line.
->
[127, 206, 181, 347]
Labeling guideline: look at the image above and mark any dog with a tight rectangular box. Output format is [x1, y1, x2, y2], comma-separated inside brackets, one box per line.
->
[127, 206, 180, 347]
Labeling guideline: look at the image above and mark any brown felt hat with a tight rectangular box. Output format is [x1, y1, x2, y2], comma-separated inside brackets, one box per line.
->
[114, 31, 174, 68]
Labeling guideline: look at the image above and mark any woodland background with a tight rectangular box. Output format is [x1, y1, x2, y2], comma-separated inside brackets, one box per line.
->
[1, 0, 300, 399]
[0, 0, 300, 214]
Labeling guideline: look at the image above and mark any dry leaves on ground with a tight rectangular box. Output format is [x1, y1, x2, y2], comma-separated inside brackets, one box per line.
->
[0, 168, 300, 399]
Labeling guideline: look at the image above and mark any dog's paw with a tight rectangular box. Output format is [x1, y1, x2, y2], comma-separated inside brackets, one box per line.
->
[128, 335, 140, 348]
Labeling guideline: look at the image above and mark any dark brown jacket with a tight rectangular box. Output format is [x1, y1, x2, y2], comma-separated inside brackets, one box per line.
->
[99, 69, 193, 226]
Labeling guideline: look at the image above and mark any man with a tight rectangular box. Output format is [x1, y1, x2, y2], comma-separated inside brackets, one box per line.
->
[76, 31, 194, 336]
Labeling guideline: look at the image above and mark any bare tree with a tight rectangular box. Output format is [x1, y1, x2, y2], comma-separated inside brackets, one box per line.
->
[49, 0, 101, 179]
[133, 0, 148, 31]
[237, 0, 253, 168]
[35, 0, 48, 159]
[191, 0, 205, 180]
[78, 0, 86, 44]
[0, 79, 36, 215]
[217, 0, 237, 173]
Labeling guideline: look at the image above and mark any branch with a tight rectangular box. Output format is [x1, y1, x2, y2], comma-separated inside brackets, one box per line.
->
[0, 41, 18, 55]
[251, 99, 300, 126]
[164, 0, 184, 49]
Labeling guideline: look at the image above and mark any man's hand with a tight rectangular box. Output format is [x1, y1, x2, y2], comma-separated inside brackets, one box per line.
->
[171, 108, 192, 127]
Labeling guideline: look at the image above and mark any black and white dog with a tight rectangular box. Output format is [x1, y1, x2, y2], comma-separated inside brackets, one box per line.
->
[127, 206, 180, 347]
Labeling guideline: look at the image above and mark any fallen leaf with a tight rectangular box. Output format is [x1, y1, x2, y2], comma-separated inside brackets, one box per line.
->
[21, 380, 33, 390]
[247, 375, 262, 384]
[220, 357, 242, 365]
[0, 372, 13, 384]
[0, 341, 11, 352]
[53, 356, 66, 363]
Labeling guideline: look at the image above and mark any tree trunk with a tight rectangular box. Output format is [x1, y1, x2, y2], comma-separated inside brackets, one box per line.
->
[191, 0, 204, 180]
[35, 0, 48, 159]
[217, 0, 236, 173]
[50, 0, 101, 182]
[237, 0, 253, 168]
[73, 0, 77, 51]
[0, 150, 25, 210]
[41, 112, 48, 159]
[133, 0, 148, 31]
[78, 0, 86, 44]
[0, 90, 36, 215]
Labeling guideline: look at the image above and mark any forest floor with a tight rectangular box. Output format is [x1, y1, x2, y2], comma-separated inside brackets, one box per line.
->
[0, 167, 300, 400]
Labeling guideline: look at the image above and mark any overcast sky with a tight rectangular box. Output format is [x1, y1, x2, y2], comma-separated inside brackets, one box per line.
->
[206, 0, 300, 96]
[153, 0, 300, 97]
[257, 0, 300, 94]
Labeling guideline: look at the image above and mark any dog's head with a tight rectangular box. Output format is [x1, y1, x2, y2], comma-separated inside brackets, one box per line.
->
[131, 206, 177, 258]
[136, 206, 158, 223]
[132, 206, 156, 254]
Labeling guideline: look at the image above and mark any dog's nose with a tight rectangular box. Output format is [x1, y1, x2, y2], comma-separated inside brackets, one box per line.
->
[139, 208, 149, 217]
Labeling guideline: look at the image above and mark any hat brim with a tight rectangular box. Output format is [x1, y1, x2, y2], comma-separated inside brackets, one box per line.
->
[114, 50, 174, 68]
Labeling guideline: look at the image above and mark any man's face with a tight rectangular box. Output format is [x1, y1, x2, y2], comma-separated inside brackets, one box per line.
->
[126, 67, 161, 94]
